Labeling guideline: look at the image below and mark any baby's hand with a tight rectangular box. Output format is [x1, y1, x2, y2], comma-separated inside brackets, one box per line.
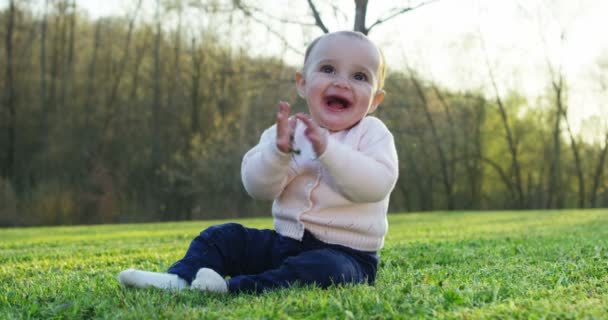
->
[276, 101, 297, 154]
[296, 113, 327, 156]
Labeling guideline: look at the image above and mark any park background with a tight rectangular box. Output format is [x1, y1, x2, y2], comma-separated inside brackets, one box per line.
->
[1, 0, 607, 226]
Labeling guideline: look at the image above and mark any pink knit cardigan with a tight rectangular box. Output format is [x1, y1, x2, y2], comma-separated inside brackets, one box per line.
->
[241, 116, 399, 251]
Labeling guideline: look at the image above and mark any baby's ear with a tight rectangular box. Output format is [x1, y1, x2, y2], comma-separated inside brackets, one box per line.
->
[368, 89, 385, 113]
[295, 72, 306, 98]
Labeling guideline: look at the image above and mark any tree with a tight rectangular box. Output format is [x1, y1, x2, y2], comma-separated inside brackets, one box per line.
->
[458, 94, 486, 209]
[589, 55, 608, 207]
[407, 66, 454, 209]
[560, 89, 585, 208]
[58, 0, 76, 110]
[590, 132, 608, 207]
[3, 0, 16, 183]
[100, 0, 143, 144]
[306, 0, 440, 35]
[152, 0, 163, 167]
[1, 0, 606, 225]
[478, 28, 525, 208]
[227, 0, 439, 55]
[39, 0, 48, 143]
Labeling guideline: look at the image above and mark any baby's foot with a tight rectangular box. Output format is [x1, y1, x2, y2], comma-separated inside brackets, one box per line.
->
[118, 268, 189, 290]
[190, 268, 228, 294]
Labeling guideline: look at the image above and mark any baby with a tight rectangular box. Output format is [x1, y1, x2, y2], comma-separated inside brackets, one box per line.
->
[119, 30, 399, 294]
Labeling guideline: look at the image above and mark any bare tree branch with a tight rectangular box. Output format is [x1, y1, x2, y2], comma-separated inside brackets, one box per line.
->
[367, 0, 440, 33]
[329, 2, 349, 25]
[234, 2, 316, 27]
[306, 0, 329, 33]
[479, 156, 516, 200]
[230, 1, 305, 55]
[242, 12, 305, 55]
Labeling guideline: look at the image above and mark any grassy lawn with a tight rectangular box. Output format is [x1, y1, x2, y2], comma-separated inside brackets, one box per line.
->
[1, 210, 607, 319]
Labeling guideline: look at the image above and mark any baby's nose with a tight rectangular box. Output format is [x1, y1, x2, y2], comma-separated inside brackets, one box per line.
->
[331, 75, 350, 89]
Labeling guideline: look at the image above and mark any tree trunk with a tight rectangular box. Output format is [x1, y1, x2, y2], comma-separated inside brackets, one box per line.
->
[546, 76, 564, 208]
[60, 0, 77, 111]
[84, 20, 102, 130]
[40, 0, 62, 179]
[433, 85, 457, 199]
[238, 55, 251, 150]
[408, 69, 454, 209]
[166, 4, 183, 133]
[48, 1, 65, 130]
[190, 38, 201, 136]
[54, 2, 68, 110]
[480, 35, 525, 208]
[405, 145, 430, 211]
[100, 0, 142, 138]
[39, 0, 48, 115]
[495, 95, 525, 208]
[152, 0, 163, 165]
[3, 0, 16, 183]
[395, 178, 411, 212]
[151, 0, 164, 219]
[590, 133, 608, 207]
[354, 0, 369, 34]
[463, 98, 485, 209]
[128, 33, 148, 103]
[562, 109, 585, 208]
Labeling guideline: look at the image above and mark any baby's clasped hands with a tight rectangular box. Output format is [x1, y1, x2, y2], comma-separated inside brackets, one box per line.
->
[275, 102, 327, 157]
[295, 113, 327, 157]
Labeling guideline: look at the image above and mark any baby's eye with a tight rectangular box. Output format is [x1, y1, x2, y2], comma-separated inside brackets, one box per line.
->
[320, 65, 335, 74]
[353, 72, 368, 82]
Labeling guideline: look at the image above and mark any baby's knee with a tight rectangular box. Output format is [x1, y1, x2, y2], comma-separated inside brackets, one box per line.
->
[287, 250, 360, 287]
[199, 222, 244, 240]
[322, 254, 359, 284]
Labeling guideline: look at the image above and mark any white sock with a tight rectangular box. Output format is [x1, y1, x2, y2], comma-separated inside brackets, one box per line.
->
[118, 268, 190, 291]
[190, 268, 228, 294]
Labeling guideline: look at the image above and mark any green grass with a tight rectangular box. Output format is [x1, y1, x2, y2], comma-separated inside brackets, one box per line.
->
[1, 210, 607, 319]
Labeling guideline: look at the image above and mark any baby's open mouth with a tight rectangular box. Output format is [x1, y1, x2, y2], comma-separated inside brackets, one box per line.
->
[325, 95, 352, 110]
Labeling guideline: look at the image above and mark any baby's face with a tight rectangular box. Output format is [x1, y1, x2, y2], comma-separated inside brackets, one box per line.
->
[296, 34, 384, 132]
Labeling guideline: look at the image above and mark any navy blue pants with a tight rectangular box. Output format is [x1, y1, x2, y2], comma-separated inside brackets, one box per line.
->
[167, 223, 378, 294]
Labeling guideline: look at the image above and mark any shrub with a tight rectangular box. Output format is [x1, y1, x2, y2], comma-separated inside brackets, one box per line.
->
[0, 177, 18, 226]
[19, 181, 79, 226]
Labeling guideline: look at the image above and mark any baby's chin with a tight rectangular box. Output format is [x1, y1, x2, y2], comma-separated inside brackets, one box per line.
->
[317, 119, 358, 132]
[309, 109, 360, 132]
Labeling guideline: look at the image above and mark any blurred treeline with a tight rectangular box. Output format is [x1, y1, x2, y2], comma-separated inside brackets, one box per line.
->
[1, 1, 607, 226]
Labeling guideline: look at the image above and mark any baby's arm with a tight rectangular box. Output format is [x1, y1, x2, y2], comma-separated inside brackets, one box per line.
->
[241, 102, 297, 200]
[298, 115, 398, 203]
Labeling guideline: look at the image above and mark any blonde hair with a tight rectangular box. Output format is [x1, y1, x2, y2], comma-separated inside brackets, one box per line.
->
[303, 31, 386, 91]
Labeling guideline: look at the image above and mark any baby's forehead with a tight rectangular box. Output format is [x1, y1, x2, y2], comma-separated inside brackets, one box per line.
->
[312, 33, 379, 56]
[305, 33, 381, 69]
[320, 32, 376, 47]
